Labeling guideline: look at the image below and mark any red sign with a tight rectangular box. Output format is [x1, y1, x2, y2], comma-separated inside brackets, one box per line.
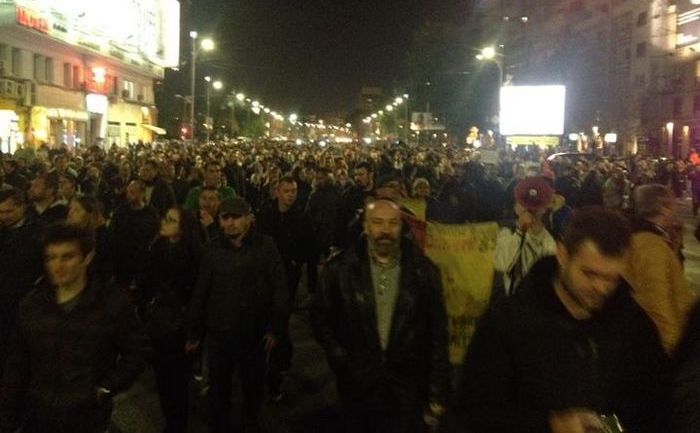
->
[16, 7, 49, 34]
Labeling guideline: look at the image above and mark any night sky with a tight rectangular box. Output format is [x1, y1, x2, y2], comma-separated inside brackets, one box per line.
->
[186, 0, 466, 117]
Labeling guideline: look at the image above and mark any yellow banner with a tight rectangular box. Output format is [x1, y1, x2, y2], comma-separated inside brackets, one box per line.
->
[425, 222, 499, 365]
[399, 198, 427, 221]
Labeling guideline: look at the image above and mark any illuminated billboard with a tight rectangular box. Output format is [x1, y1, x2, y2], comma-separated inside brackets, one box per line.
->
[0, 0, 180, 73]
[499, 85, 566, 136]
[678, 1, 700, 47]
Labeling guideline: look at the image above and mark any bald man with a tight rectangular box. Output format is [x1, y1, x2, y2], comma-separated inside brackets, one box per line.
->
[311, 198, 449, 433]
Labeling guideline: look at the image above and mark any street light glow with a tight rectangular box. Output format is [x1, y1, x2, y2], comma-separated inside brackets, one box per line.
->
[201, 38, 215, 51]
[386, 105, 394, 111]
[252, 100, 260, 108]
[204, 76, 211, 82]
[482, 46, 497, 60]
[395, 97, 404, 104]
[236, 93, 245, 101]
[289, 113, 298, 123]
[189, 31, 198, 39]
[212, 81, 223, 90]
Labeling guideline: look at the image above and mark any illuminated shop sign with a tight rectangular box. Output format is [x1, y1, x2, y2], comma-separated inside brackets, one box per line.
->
[7, 0, 180, 73]
[678, 1, 700, 47]
[16, 6, 48, 33]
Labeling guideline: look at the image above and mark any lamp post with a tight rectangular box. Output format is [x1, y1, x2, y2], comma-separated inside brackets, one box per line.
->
[204, 76, 223, 143]
[188, 31, 215, 142]
[476, 46, 504, 134]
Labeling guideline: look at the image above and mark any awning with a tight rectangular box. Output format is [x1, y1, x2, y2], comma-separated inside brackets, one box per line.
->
[141, 124, 167, 135]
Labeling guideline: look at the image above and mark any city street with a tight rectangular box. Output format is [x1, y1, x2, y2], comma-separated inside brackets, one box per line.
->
[111, 198, 700, 433]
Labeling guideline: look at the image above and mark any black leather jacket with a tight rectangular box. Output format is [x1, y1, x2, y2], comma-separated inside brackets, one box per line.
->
[311, 236, 449, 409]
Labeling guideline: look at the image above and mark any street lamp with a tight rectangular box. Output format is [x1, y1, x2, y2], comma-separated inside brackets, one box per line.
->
[204, 76, 223, 143]
[236, 93, 245, 102]
[189, 31, 215, 142]
[476, 46, 504, 134]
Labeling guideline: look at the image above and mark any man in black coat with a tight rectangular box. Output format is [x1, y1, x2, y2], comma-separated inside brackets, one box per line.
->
[0, 223, 149, 433]
[186, 197, 288, 433]
[256, 175, 314, 399]
[111, 180, 160, 288]
[461, 207, 670, 433]
[139, 159, 176, 218]
[312, 198, 449, 433]
[0, 188, 44, 375]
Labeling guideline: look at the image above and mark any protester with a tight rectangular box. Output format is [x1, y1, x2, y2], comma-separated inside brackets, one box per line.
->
[184, 161, 236, 211]
[256, 175, 314, 400]
[142, 207, 202, 433]
[493, 176, 557, 295]
[67, 194, 113, 283]
[625, 184, 696, 353]
[186, 197, 288, 433]
[28, 173, 68, 224]
[312, 198, 449, 433]
[461, 207, 670, 433]
[0, 223, 149, 433]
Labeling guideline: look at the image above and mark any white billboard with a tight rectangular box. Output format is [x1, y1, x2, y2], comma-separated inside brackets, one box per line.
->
[499, 85, 566, 136]
[3, 0, 180, 73]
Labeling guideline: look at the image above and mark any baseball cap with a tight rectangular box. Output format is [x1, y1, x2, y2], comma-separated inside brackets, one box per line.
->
[219, 197, 251, 217]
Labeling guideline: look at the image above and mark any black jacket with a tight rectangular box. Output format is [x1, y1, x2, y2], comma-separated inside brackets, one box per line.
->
[142, 238, 202, 338]
[111, 204, 160, 287]
[0, 217, 44, 369]
[0, 279, 149, 433]
[187, 232, 289, 341]
[146, 178, 176, 218]
[256, 202, 314, 267]
[311, 236, 449, 409]
[672, 302, 700, 433]
[306, 182, 342, 253]
[461, 257, 670, 433]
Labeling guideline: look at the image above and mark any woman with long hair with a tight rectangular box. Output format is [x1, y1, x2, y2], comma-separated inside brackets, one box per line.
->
[142, 207, 202, 433]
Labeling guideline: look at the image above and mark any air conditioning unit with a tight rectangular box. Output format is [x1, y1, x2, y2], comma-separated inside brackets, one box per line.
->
[0, 79, 18, 98]
[137, 94, 144, 102]
[121, 89, 130, 98]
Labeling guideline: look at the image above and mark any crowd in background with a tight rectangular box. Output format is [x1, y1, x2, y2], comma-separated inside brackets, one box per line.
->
[0, 137, 699, 433]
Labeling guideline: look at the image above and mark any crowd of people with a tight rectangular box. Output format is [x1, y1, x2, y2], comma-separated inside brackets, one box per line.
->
[0, 137, 698, 433]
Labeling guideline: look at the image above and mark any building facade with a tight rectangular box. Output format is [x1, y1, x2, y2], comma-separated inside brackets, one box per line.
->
[474, 0, 699, 156]
[0, 0, 179, 153]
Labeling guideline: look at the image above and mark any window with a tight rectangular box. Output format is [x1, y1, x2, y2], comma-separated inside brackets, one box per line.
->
[694, 95, 700, 114]
[45, 57, 54, 84]
[636, 42, 647, 57]
[624, 47, 631, 61]
[122, 80, 134, 99]
[72, 65, 81, 89]
[33, 54, 45, 81]
[12, 48, 22, 76]
[111, 76, 118, 95]
[63, 63, 71, 88]
[637, 11, 647, 26]
[674, 97, 683, 117]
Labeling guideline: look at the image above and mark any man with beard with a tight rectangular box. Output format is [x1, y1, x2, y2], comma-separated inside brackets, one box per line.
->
[461, 208, 669, 433]
[197, 186, 222, 241]
[312, 198, 449, 433]
[187, 197, 288, 433]
[28, 173, 68, 225]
